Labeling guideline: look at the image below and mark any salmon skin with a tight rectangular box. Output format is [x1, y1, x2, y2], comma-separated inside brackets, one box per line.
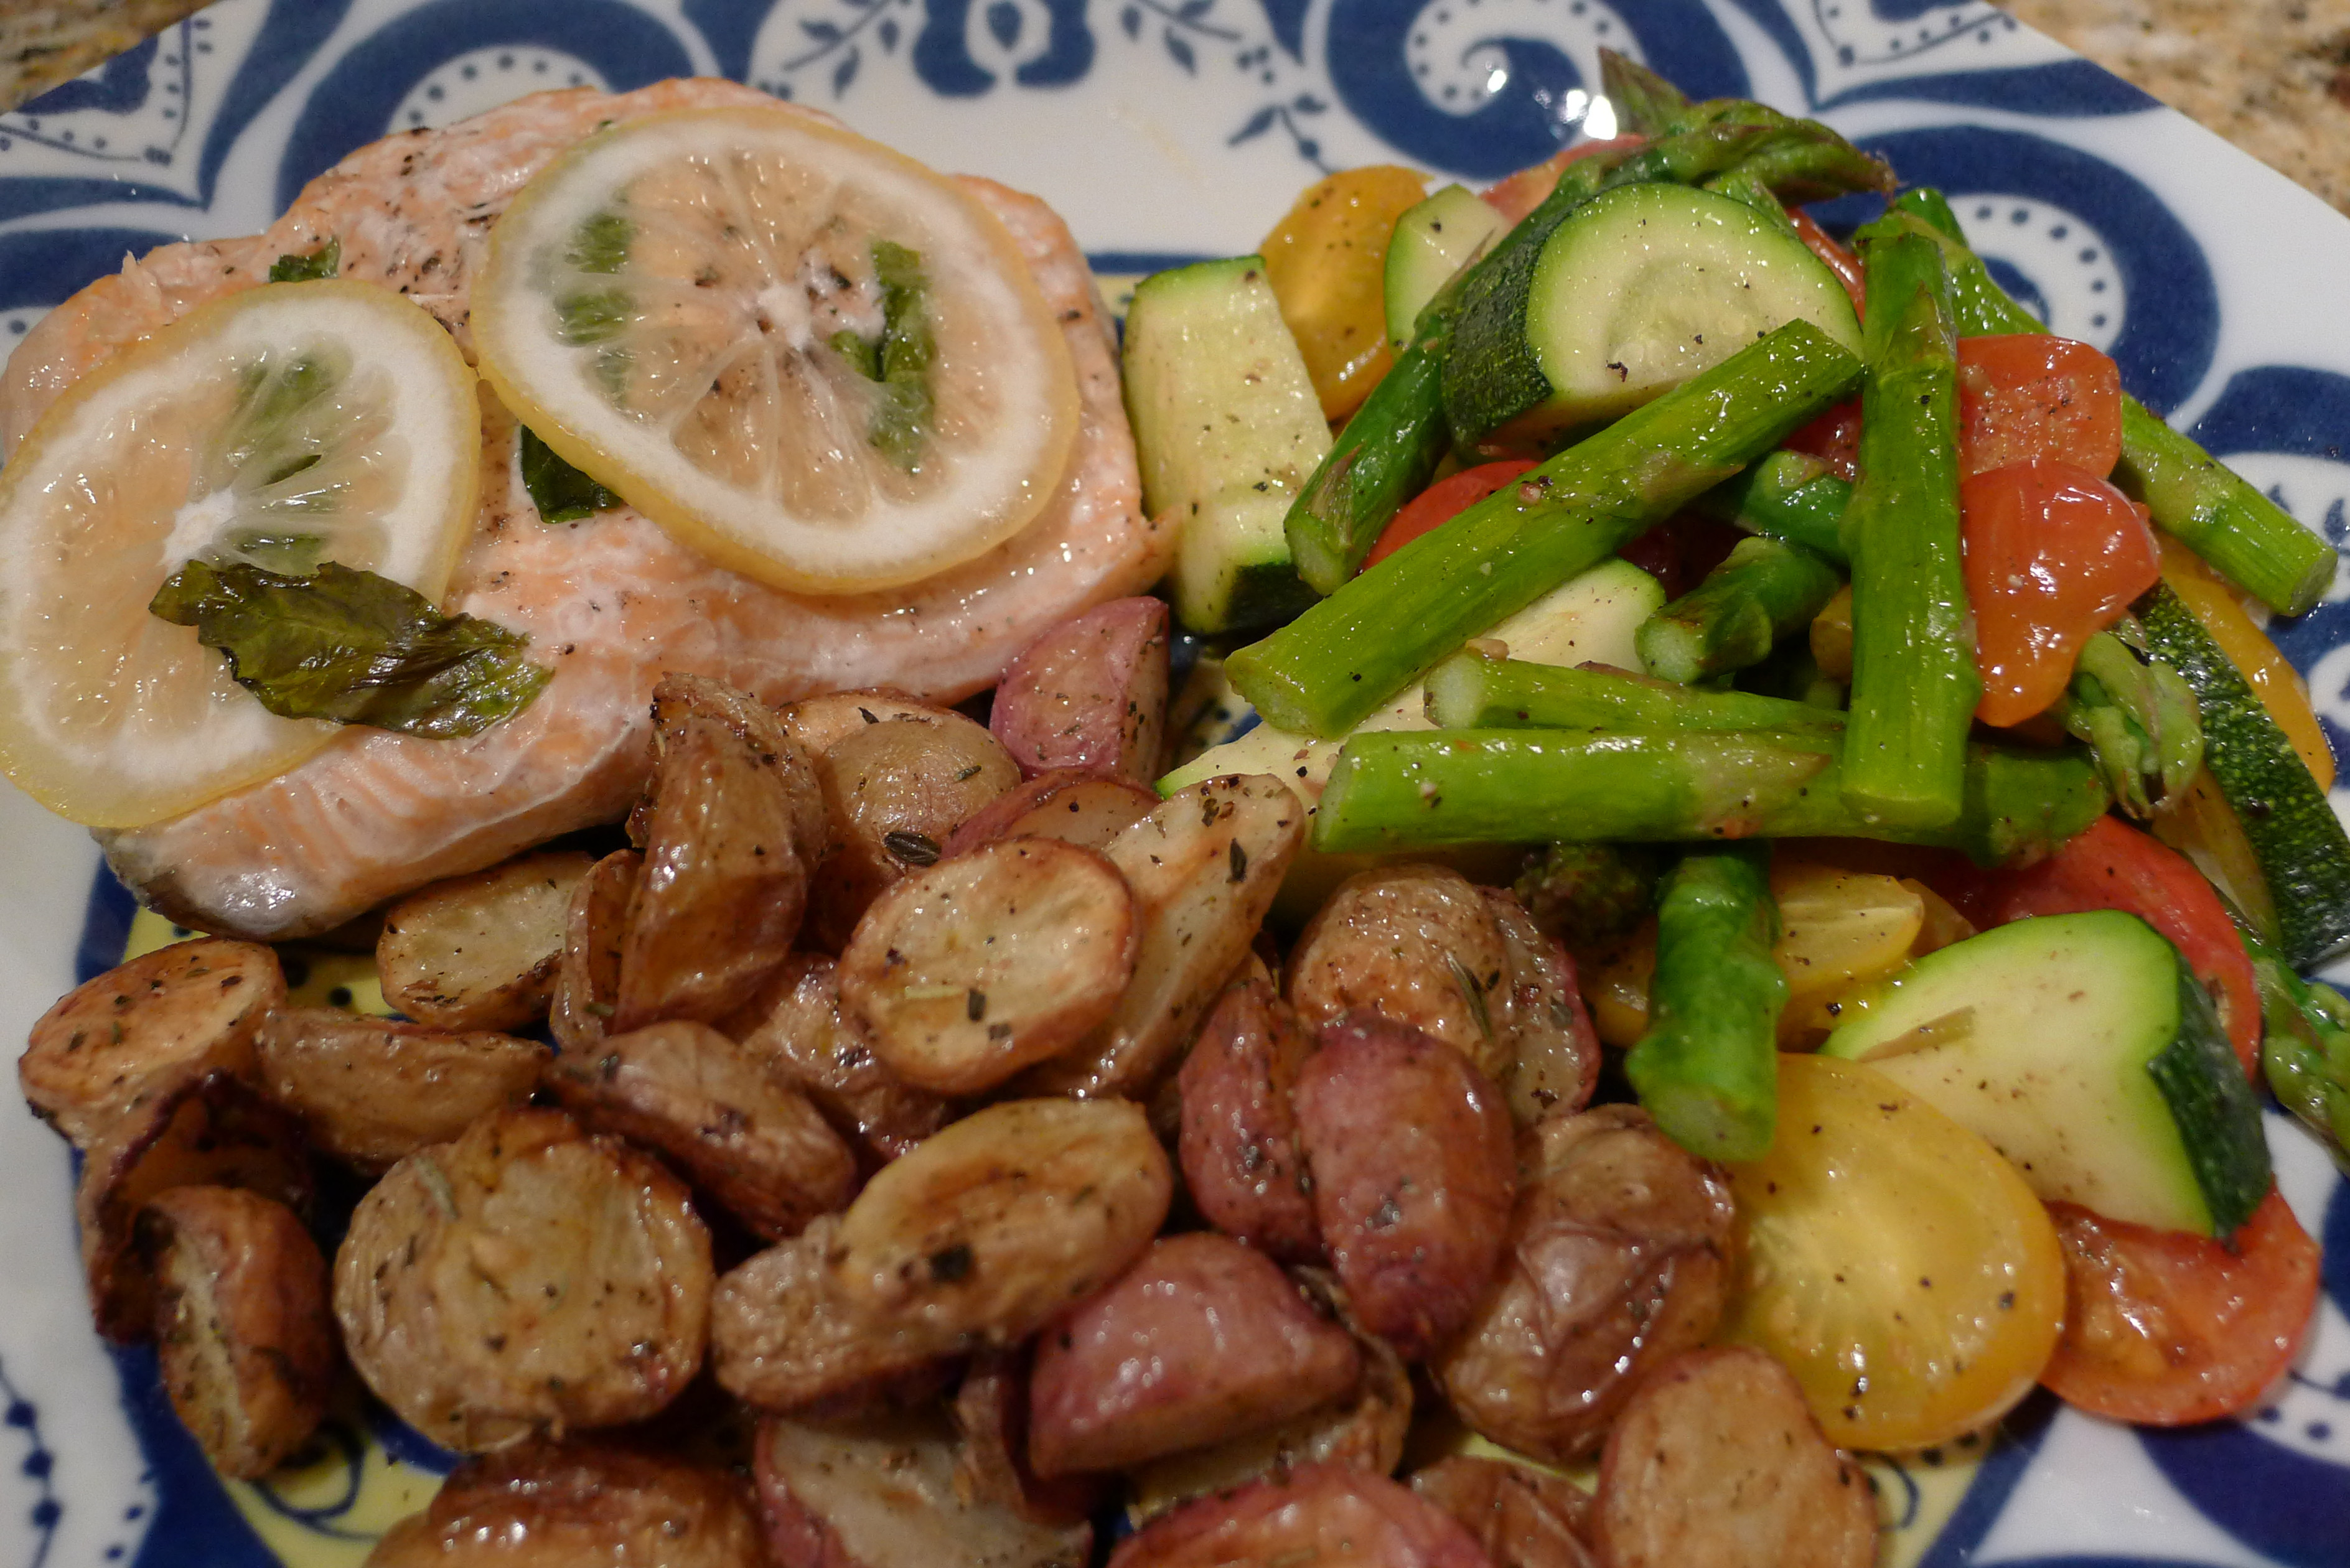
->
[0, 81, 1164, 940]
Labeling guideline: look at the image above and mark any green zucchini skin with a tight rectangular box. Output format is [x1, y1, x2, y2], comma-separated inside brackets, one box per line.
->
[2135, 581, 2350, 968]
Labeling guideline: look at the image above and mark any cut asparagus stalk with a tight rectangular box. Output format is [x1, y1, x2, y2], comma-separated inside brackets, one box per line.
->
[1694, 449, 1851, 564]
[1423, 653, 1847, 735]
[1636, 535, 1844, 684]
[2048, 625, 2203, 819]
[1627, 844, 1787, 1160]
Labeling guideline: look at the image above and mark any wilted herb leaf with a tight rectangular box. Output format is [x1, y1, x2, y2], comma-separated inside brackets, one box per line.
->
[268, 240, 340, 284]
[519, 425, 621, 523]
[150, 559, 551, 738]
[868, 240, 935, 469]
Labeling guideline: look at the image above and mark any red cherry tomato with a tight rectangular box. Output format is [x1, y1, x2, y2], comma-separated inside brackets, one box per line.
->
[1962, 457, 2160, 727]
[1788, 208, 1865, 317]
[1481, 136, 1645, 223]
[1938, 814, 2261, 1075]
[1614, 512, 1744, 600]
[1958, 334, 2123, 478]
[1363, 460, 1537, 570]
[1783, 399, 1860, 481]
[2040, 1188, 2320, 1426]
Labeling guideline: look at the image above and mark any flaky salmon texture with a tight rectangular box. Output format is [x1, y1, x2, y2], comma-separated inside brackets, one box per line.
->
[0, 78, 1164, 941]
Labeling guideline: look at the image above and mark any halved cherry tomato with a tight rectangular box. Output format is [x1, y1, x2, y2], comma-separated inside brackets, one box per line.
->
[1362, 459, 1535, 570]
[1936, 814, 2260, 1076]
[2158, 534, 2337, 789]
[1788, 208, 1865, 317]
[1957, 334, 2123, 478]
[1614, 512, 1744, 600]
[1783, 399, 1860, 481]
[1481, 135, 1645, 223]
[2041, 1187, 2320, 1426]
[1961, 457, 2161, 726]
[1259, 164, 1434, 420]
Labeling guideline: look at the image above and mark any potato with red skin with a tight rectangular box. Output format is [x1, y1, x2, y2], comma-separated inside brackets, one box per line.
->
[1596, 1346, 1880, 1568]
[1176, 978, 1321, 1262]
[710, 1215, 952, 1415]
[955, 1351, 1103, 1528]
[258, 1007, 546, 1172]
[990, 596, 1170, 785]
[724, 953, 948, 1163]
[777, 689, 955, 760]
[1292, 1012, 1515, 1360]
[139, 1186, 335, 1480]
[1482, 890, 1600, 1125]
[1028, 1231, 1361, 1476]
[367, 1440, 769, 1568]
[1437, 1105, 1736, 1465]
[550, 849, 639, 1054]
[1411, 1457, 1596, 1568]
[1288, 865, 1515, 1083]
[1108, 1463, 1493, 1568]
[942, 769, 1159, 858]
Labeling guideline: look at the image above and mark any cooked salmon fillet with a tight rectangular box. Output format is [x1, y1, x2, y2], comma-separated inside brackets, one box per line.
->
[0, 81, 1164, 939]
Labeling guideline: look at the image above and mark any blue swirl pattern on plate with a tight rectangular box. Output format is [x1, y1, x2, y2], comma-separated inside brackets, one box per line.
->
[4, 1, 2350, 1564]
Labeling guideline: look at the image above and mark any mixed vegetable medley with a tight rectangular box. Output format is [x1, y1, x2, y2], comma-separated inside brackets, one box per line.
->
[10, 49, 2350, 1568]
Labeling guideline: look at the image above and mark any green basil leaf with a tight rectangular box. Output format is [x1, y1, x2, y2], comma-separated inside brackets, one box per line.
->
[149, 559, 551, 739]
[268, 239, 341, 284]
[869, 239, 935, 470]
[518, 425, 621, 524]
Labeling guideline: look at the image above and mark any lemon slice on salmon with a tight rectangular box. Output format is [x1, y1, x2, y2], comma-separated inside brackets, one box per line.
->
[472, 105, 1080, 593]
[0, 281, 481, 829]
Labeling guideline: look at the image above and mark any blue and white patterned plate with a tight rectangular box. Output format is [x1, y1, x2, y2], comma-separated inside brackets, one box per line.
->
[4, 1, 2350, 1564]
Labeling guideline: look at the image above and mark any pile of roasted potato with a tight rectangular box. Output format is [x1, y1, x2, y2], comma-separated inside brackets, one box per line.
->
[19, 595, 1882, 1568]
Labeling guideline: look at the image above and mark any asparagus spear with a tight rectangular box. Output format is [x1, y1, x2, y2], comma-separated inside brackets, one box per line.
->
[1514, 841, 1664, 947]
[1598, 49, 1698, 136]
[1838, 223, 1977, 831]
[2048, 625, 2203, 818]
[1636, 536, 1845, 684]
[1228, 320, 1861, 738]
[1891, 189, 2336, 617]
[1312, 728, 2109, 863]
[1627, 844, 1787, 1160]
[2247, 930, 2350, 1162]
[1424, 652, 1849, 734]
[1694, 450, 1852, 564]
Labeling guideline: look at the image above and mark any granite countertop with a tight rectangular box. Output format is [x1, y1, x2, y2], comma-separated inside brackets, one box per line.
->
[3, 0, 2350, 213]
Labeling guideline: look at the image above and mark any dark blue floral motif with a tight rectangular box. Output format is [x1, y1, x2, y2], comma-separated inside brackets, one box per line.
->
[21, 37, 159, 116]
[0, 1359, 59, 1568]
[1717, 0, 2156, 113]
[912, 0, 1095, 95]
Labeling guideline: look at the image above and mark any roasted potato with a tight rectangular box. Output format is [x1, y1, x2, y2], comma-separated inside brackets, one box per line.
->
[1021, 775, 1304, 1098]
[547, 1020, 856, 1241]
[726, 953, 949, 1162]
[77, 1071, 312, 1342]
[710, 1215, 952, 1414]
[1108, 1463, 1492, 1568]
[334, 1108, 712, 1451]
[942, 769, 1160, 859]
[256, 1007, 547, 1172]
[1436, 1104, 1737, 1465]
[1484, 889, 1600, 1126]
[1410, 1457, 1598, 1568]
[1027, 1231, 1360, 1476]
[550, 849, 640, 1053]
[22, 937, 283, 1149]
[1174, 978, 1320, 1263]
[954, 1351, 1103, 1528]
[778, 688, 957, 760]
[377, 851, 595, 1032]
[367, 1440, 768, 1568]
[1291, 1012, 1515, 1359]
[989, 597, 1170, 785]
[1286, 864, 1516, 1085]
[757, 1410, 1093, 1568]
[807, 710, 1023, 948]
[831, 1099, 1172, 1346]
[838, 838, 1138, 1094]
[138, 1185, 334, 1480]
[1594, 1346, 1880, 1568]
[614, 676, 826, 1031]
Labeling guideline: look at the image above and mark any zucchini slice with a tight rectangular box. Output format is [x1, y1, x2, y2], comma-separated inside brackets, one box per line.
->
[1384, 184, 1505, 352]
[2136, 580, 2350, 968]
[1822, 910, 2270, 1237]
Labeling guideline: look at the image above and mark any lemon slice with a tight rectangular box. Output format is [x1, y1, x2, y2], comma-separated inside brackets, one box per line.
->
[0, 281, 481, 829]
[472, 105, 1080, 593]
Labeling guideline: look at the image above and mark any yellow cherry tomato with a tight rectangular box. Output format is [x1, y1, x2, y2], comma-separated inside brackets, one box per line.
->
[1723, 1054, 2066, 1452]
[1771, 862, 1924, 1043]
[2158, 536, 2334, 788]
[1258, 165, 1430, 420]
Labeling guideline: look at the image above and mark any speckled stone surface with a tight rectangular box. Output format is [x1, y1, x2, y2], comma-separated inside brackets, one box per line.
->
[0, 1, 207, 115]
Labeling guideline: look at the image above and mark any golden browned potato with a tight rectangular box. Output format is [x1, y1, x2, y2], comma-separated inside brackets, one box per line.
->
[1409, 1457, 1597, 1568]
[546, 1020, 856, 1241]
[832, 1099, 1171, 1346]
[1021, 775, 1304, 1099]
[709, 1215, 952, 1414]
[837, 839, 1138, 1095]
[777, 688, 955, 760]
[1594, 1346, 1880, 1568]
[726, 953, 948, 1162]
[941, 770, 1160, 859]
[333, 1108, 712, 1451]
[614, 676, 826, 1031]
[1174, 978, 1320, 1263]
[137, 1185, 334, 1480]
[367, 1440, 768, 1568]
[988, 597, 1170, 785]
[807, 711, 1022, 948]
[256, 1007, 547, 1172]
[21, 937, 283, 1149]
[377, 851, 594, 1032]
[1436, 1105, 1736, 1465]
[757, 1410, 1093, 1568]
[953, 1351, 1103, 1528]
[77, 1071, 312, 1342]
[550, 849, 640, 1054]
[1286, 864, 1516, 1085]
[1108, 1464, 1492, 1568]
[1483, 889, 1600, 1126]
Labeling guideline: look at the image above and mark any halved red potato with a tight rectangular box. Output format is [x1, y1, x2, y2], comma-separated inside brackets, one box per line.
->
[1286, 864, 1517, 1085]
[1410, 1457, 1596, 1568]
[777, 688, 953, 761]
[710, 1215, 950, 1416]
[940, 769, 1159, 859]
[1108, 1463, 1491, 1568]
[1174, 977, 1321, 1262]
[989, 597, 1170, 785]
[377, 851, 594, 1032]
[550, 849, 640, 1054]
[257, 1007, 546, 1172]
[1483, 889, 1599, 1125]
[724, 953, 948, 1162]
[953, 1351, 1103, 1528]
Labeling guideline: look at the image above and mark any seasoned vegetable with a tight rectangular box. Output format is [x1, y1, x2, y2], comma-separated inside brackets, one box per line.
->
[1510, 840, 1662, 949]
[549, 847, 638, 1053]
[1109, 1463, 1490, 1568]
[709, 1216, 949, 1414]
[941, 769, 1159, 858]
[726, 953, 950, 1163]
[1423, 653, 1845, 735]
[1484, 887, 1603, 1124]
[1695, 449, 1850, 562]
[2253, 931, 2350, 1156]
[257, 1007, 546, 1172]
[2049, 627, 2203, 818]
[1175, 978, 1322, 1262]
[371, 1442, 769, 1568]
[1260, 165, 1433, 419]
[989, 596, 1170, 785]
[377, 850, 592, 1031]
[1384, 185, 1505, 352]
[1409, 1457, 1597, 1568]
[1636, 535, 1843, 685]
